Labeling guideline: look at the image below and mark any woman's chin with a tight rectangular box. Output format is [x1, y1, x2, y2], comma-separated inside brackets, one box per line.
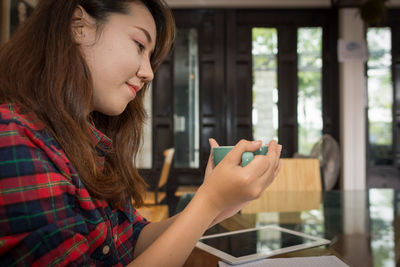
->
[95, 103, 128, 116]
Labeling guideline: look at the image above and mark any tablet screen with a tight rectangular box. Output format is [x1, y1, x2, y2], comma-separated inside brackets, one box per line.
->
[199, 226, 317, 258]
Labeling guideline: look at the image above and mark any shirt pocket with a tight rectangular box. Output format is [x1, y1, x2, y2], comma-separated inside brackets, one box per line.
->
[88, 220, 120, 266]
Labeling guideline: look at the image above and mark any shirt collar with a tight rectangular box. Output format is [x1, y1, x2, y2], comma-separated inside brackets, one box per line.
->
[88, 123, 112, 156]
[121, 201, 135, 223]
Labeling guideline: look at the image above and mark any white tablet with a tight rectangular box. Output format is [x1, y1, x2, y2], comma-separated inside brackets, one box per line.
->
[196, 225, 331, 265]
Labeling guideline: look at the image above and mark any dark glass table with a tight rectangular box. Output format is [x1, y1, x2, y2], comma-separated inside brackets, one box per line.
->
[180, 189, 400, 267]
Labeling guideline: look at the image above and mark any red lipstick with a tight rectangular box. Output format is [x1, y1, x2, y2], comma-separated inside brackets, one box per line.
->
[126, 83, 140, 97]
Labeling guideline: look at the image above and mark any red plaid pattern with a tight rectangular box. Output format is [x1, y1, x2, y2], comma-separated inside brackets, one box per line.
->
[0, 103, 148, 266]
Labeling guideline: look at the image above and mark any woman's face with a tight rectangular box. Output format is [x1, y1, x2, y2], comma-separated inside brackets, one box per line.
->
[79, 2, 156, 115]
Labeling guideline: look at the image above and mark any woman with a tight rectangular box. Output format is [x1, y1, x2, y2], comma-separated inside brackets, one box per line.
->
[0, 0, 282, 266]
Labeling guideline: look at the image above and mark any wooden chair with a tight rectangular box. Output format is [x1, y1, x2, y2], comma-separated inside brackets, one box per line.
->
[136, 148, 175, 222]
[175, 185, 199, 198]
[136, 205, 169, 222]
[265, 158, 322, 191]
[241, 158, 322, 214]
[143, 148, 175, 205]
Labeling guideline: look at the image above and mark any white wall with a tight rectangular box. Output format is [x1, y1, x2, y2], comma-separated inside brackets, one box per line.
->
[339, 9, 367, 190]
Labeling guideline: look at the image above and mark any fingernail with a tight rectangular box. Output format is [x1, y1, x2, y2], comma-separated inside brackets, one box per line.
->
[252, 140, 262, 146]
[278, 145, 282, 152]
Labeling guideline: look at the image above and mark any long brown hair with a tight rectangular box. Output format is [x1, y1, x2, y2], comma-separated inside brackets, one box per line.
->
[0, 0, 175, 208]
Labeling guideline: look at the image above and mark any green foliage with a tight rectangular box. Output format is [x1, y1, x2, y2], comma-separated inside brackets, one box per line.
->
[298, 71, 322, 100]
[252, 28, 277, 55]
[252, 28, 278, 71]
[297, 28, 323, 155]
[297, 28, 322, 53]
[369, 122, 392, 145]
[367, 28, 393, 149]
[360, 0, 388, 25]
[252, 27, 324, 155]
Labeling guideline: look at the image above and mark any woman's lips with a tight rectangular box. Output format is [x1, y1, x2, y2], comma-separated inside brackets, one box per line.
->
[126, 83, 140, 97]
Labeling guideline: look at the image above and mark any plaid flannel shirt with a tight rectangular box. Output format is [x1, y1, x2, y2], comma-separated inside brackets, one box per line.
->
[0, 103, 149, 266]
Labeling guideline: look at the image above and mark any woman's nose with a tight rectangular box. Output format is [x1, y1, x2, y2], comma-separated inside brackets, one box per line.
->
[137, 58, 154, 82]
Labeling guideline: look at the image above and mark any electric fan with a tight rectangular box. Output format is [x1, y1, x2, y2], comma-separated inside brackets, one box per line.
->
[309, 134, 340, 191]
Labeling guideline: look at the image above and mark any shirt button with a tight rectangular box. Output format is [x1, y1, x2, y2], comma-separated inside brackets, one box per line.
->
[102, 245, 110, 255]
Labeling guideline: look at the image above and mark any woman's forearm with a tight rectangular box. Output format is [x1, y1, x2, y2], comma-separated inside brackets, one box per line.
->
[129, 189, 219, 267]
[133, 213, 179, 257]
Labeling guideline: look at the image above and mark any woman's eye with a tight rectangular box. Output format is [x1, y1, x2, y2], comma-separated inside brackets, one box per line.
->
[135, 41, 145, 52]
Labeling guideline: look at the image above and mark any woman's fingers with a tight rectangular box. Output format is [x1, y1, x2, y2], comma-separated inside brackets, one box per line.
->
[204, 138, 219, 178]
[272, 159, 282, 178]
[223, 139, 262, 166]
[245, 140, 281, 176]
[260, 152, 282, 189]
[265, 140, 281, 167]
[201, 139, 282, 210]
[243, 141, 282, 194]
[207, 138, 219, 167]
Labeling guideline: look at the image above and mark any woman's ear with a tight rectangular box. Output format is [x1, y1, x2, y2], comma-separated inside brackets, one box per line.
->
[71, 5, 95, 44]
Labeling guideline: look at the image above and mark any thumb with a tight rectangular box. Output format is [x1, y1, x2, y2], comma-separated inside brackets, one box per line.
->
[209, 138, 219, 148]
[205, 138, 219, 176]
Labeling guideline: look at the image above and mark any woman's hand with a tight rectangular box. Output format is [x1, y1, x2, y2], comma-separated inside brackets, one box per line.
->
[203, 139, 249, 225]
[197, 139, 282, 222]
[133, 139, 281, 267]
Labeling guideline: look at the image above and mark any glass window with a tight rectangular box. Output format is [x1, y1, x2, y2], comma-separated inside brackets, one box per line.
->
[173, 28, 200, 168]
[297, 27, 323, 155]
[136, 85, 152, 169]
[252, 28, 279, 144]
[367, 28, 393, 165]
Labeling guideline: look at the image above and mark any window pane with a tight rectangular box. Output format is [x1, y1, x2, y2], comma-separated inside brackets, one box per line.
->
[173, 28, 200, 168]
[367, 28, 393, 165]
[136, 85, 152, 168]
[297, 27, 323, 155]
[252, 28, 279, 144]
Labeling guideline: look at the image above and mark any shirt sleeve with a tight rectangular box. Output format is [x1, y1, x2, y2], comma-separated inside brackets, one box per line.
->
[0, 118, 93, 266]
[118, 202, 150, 263]
[132, 208, 149, 243]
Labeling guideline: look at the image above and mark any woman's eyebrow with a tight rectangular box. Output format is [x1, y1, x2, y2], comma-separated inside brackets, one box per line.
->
[133, 26, 153, 44]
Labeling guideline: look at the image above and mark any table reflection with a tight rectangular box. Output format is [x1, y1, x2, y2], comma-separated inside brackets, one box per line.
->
[180, 189, 400, 267]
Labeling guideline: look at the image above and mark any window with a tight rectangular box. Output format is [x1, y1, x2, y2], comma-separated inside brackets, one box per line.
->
[367, 28, 393, 165]
[173, 28, 200, 168]
[252, 28, 278, 144]
[252, 28, 278, 143]
[252, 27, 323, 155]
[297, 27, 323, 155]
